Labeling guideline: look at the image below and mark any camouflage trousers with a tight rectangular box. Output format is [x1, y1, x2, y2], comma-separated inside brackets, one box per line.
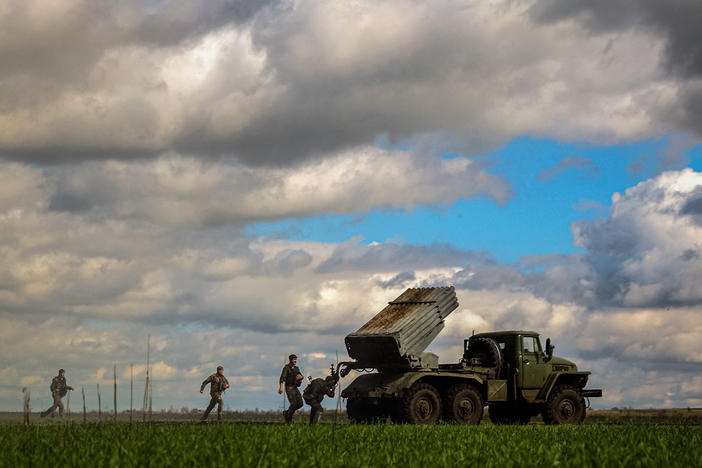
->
[41, 392, 64, 418]
[284, 386, 303, 423]
[202, 392, 224, 420]
[304, 396, 324, 424]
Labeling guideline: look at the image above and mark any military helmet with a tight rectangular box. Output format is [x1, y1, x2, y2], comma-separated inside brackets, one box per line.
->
[325, 375, 338, 384]
[217, 365, 223, 371]
[289, 354, 297, 361]
[58, 369, 65, 374]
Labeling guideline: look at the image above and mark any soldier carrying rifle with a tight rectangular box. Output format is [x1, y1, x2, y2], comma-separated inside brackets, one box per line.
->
[200, 365, 229, 421]
[40, 369, 74, 418]
[279, 354, 304, 423]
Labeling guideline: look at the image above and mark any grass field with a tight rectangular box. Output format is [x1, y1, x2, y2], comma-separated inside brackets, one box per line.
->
[0, 420, 700, 467]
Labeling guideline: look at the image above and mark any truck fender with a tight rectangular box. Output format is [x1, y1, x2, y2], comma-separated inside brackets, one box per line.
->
[537, 371, 590, 401]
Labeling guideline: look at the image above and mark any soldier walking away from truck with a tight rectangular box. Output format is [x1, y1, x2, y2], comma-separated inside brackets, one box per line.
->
[40, 369, 74, 418]
[303, 373, 338, 424]
[279, 354, 303, 423]
[200, 365, 229, 421]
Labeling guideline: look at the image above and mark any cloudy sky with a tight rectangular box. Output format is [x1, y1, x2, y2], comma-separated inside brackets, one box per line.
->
[1, 0, 701, 413]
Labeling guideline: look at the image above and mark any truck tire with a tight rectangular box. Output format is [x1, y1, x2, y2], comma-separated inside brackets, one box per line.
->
[402, 383, 442, 424]
[445, 384, 483, 424]
[542, 385, 586, 425]
[347, 398, 384, 424]
[488, 404, 532, 425]
[465, 337, 502, 376]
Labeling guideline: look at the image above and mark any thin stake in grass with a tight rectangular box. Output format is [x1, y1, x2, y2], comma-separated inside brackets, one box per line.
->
[97, 383, 102, 423]
[66, 389, 71, 419]
[113, 364, 117, 424]
[130, 363, 134, 424]
[148, 368, 153, 422]
[143, 334, 150, 423]
[22, 387, 30, 426]
[81, 387, 86, 423]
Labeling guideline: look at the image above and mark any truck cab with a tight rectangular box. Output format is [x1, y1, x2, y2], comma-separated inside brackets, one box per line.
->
[466, 330, 601, 424]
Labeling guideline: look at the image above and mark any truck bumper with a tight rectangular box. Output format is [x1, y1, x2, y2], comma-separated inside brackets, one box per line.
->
[582, 389, 602, 398]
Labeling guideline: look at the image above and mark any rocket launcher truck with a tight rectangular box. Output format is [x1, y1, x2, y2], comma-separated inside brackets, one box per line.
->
[338, 286, 602, 424]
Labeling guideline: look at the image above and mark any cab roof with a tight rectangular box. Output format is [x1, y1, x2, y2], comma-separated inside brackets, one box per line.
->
[472, 330, 539, 338]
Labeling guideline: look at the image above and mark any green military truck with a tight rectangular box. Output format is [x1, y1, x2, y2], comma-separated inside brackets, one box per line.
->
[339, 286, 602, 425]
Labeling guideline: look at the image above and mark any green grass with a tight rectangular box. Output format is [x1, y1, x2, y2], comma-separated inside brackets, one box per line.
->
[0, 423, 700, 467]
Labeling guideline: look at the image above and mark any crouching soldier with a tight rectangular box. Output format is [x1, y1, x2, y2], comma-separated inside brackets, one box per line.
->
[41, 369, 74, 418]
[200, 365, 229, 421]
[303, 373, 338, 424]
[279, 354, 303, 423]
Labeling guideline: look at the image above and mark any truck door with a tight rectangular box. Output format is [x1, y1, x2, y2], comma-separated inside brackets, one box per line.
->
[519, 336, 550, 389]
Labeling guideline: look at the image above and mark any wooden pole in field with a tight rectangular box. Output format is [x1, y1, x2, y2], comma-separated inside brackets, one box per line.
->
[22, 388, 30, 426]
[143, 334, 150, 423]
[97, 383, 102, 422]
[81, 387, 86, 423]
[148, 372, 153, 422]
[113, 364, 117, 424]
[66, 390, 71, 419]
[130, 363, 134, 424]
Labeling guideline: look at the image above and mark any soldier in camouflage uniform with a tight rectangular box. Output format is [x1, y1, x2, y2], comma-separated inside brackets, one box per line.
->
[303, 374, 338, 424]
[40, 369, 74, 418]
[200, 365, 230, 421]
[278, 354, 303, 423]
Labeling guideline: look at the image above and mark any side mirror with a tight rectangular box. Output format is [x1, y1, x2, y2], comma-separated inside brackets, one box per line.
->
[545, 338, 554, 362]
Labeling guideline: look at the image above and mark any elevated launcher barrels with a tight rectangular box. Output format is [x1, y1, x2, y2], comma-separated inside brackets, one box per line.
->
[343, 287, 458, 372]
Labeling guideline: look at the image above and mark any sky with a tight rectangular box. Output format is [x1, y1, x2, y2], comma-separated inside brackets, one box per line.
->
[1, 0, 701, 413]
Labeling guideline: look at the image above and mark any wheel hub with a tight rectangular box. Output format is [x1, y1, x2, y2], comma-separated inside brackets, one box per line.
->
[558, 399, 574, 419]
[458, 398, 473, 417]
[417, 398, 432, 420]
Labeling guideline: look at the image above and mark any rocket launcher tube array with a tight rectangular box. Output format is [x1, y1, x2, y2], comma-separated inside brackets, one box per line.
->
[344, 287, 459, 369]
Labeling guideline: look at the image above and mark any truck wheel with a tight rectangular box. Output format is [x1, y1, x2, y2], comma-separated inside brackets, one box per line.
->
[542, 385, 586, 425]
[402, 383, 442, 424]
[347, 398, 384, 424]
[445, 384, 483, 424]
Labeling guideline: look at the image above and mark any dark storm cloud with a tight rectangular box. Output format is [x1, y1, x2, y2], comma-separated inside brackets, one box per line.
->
[531, 0, 702, 140]
[0, 0, 275, 84]
[535, 157, 601, 182]
[529, 0, 702, 77]
[0, 0, 689, 164]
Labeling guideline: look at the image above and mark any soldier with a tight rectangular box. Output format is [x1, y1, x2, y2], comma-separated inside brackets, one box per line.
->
[303, 374, 338, 424]
[278, 354, 303, 423]
[40, 369, 74, 418]
[199, 365, 230, 421]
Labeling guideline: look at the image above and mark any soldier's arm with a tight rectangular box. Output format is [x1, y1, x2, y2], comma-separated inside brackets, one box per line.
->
[223, 376, 230, 388]
[200, 375, 212, 391]
[324, 382, 335, 398]
[279, 366, 288, 384]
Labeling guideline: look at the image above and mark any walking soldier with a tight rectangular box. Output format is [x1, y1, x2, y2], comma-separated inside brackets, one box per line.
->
[303, 373, 338, 424]
[200, 365, 229, 421]
[40, 369, 74, 418]
[279, 354, 303, 423]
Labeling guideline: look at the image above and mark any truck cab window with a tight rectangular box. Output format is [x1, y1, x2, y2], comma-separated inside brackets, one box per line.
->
[523, 337, 537, 353]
